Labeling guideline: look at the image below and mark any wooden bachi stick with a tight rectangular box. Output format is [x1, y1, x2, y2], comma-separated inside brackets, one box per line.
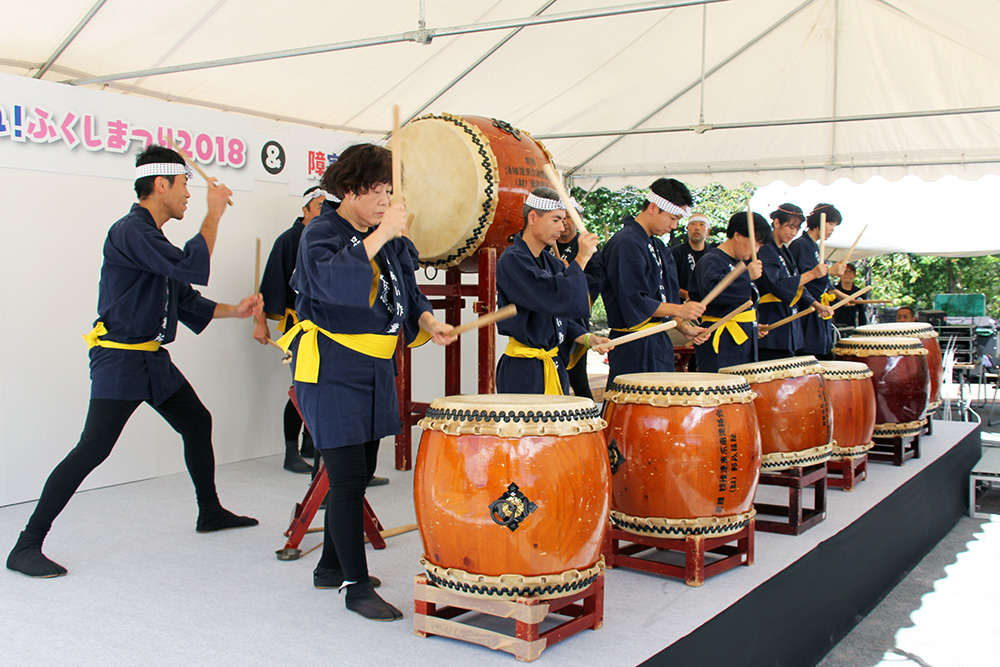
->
[761, 286, 873, 331]
[842, 224, 868, 264]
[172, 139, 233, 206]
[541, 163, 587, 235]
[593, 320, 677, 353]
[391, 105, 403, 204]
[449, 304, 517, 337]
[747, 201, 757, 263]
[700, 262, 747, 308]
[819, 212, 826, 264]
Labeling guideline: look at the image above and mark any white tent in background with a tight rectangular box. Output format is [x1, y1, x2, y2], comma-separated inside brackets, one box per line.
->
[3, 0, 1000, 190]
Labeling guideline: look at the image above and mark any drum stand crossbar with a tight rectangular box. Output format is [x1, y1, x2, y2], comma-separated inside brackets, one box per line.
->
[394, 248, 498, 471]
[276, 387, 386, 560]
[754, 463, 828, 535]
[827, 455, 869, 491]
[869, 434, 921, 466]
[413, 571, 604, 663]
[603, 522, 754, 587]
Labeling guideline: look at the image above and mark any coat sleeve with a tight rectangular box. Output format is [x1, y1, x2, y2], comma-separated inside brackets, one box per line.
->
[497, 250, 591, 319]
[176, 281, 217, 334]
[292, 226, 374, 309]
[603, 237, 663, 325]
[109, 222, 211, 286]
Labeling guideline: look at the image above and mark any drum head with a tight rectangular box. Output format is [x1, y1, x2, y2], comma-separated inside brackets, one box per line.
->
[418, 394, 604, 436]
[398, 115, 498, 267]
[854, 323, 938, 339]
[606, 372, 755, 407]
[816, 360, 874, 380]
[834, 336, 928, 357]
[719, 356, 822, 384]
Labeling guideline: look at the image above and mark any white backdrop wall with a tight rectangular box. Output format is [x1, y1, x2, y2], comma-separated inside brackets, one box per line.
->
[0, 77, 482, 507]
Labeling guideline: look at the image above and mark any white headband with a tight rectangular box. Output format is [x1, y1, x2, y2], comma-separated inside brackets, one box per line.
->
[303, 189, 330, 206]
[646, 191, 691, 217]
[325, 192, 341, 203]
[569, 197, 584, 212]
[688, 213, 710, 225]
[525, 193, 566, 211]
[135, 162, 194, 181]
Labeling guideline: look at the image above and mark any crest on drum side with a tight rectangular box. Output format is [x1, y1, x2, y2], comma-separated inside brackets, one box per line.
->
[489, 482, 538, 532]
[608, 438, 623, 474]
[492, 118, 521, 141]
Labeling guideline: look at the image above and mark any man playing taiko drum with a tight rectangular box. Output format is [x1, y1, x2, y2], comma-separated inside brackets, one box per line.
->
[600, 178, 708, 386]
[496, 187, 609, 395]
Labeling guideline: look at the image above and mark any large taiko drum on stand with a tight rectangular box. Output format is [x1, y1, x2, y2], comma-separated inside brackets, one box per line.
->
[816, 361, 876, 459]
[397, 114, 554, 271]
[414, 395, 609, 600]
[853, 323, 943, 413]
[720, 356, 834, 471]
[833, 336, 930, 439]
[602, 373, 760, 539]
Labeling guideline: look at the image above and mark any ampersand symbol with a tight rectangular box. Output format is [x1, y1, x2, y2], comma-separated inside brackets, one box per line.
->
[265, 145, 282, 169]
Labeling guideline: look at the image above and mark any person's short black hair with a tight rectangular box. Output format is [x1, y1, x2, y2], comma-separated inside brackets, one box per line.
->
[770, 203, 805, 227]
[844, 262, 857, 274]
[134, 145, 185, 199]
[522, 186, 564, 226]
[806, 203, 842, 230]
[640, 178, 693, 213]
[321, 143, 392, 199]
[727, 211, 771, 241]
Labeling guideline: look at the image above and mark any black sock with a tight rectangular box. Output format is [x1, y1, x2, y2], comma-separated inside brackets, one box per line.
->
[6, 530, 67, 578]
[196, 507, 258, 533]
[343, 580, 402, 621]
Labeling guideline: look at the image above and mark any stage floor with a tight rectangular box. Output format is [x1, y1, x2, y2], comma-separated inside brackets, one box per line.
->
[0, 421, 979, 666]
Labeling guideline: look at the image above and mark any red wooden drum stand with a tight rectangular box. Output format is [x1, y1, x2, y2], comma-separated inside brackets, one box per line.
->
[817, 361, 876, 491]
[602, 373, 760, 584]
[754, 463, 828, 535]
[834, 336, 929, 467]
[413, 572, 604, 663]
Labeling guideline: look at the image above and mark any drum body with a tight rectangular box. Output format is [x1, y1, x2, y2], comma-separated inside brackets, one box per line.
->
[603, 373, 760, 538]
[398, 114, 553, 270]
[816, 361, 876, 458]
[854, 323, 942, 412]
[415, 395, 609, 599]
[833, 336, 929, 439]
[720, 356, 833, 471]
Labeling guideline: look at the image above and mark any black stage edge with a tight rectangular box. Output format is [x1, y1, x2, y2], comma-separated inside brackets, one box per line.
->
[642, 424, 982, 667]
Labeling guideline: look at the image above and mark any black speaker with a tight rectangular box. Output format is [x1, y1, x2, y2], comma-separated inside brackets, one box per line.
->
[918, 309, 946, 328]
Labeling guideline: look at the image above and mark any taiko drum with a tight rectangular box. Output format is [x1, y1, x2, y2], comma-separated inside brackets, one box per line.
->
[414, 394, 609, 599]
[816, 361, 876, 459]
[833, 336, 930, 439]
[854, 322, 942, 412]
[602, 373, 761, 539]
[720, 356, 833, 471]
[398, 114, 553, 271]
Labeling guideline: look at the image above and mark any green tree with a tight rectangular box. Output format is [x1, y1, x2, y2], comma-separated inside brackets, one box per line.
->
[864, 253, 1000, 316]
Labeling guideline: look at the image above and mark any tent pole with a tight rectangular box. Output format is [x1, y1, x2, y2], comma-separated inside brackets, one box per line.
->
[33, 0, 107, 79]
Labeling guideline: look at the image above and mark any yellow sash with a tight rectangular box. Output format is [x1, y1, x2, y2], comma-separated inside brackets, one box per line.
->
[504, 338, 563, 395]
[276, 320, 398, 383]
[759, 286, 803, 307]
[567, 342, 589, 371]
[820, 292, 836, 319]
[83, 322, 161, 352]
[701, 309, 758, 354]
[267, 308, 299, 334]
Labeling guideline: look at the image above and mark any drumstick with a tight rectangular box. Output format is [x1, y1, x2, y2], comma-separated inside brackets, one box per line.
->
[306, 522, 419, 542]
[842, 224, 868, 264]
[854, 299, 891, 304]
[819, 212, 826, 265]
[449, 304, 517, 337]
[700, 262, 747, 308]
[593, 320, 677, 353]
[761, 286, 873, 331]
[254, 237, 261, 294]
[700, 300, 754, 336]
[541, 163, 587, 235]
[747, 201, 757, 263]
[391, 105, 402, 204]
[171, 139, 233, 206]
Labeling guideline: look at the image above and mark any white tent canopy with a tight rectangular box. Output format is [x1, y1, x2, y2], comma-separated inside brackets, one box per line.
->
[4, 0, 1000, 189]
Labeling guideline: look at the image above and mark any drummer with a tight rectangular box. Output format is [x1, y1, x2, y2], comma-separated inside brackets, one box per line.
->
[788, 203, 846, 360]
[277, 143, 455, 621]
[896, 306, 917, 323]
[496, 188, 609, 395]
[757, 204, 835, 361]
[690, 211, 768, 373]
[671, 212, 714, 301]
[833, 263, 869, 328]
[552, 198, 605, 399]
[600, 178, 708, 386]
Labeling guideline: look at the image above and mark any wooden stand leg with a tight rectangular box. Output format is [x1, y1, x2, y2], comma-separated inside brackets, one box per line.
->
[870, 434, 920, 466]
[413, 571, 604, 662]
[827, 454, 869, 491]
[755, 463, 828, 535]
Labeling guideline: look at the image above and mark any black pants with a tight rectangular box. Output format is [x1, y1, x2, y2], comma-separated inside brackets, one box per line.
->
[318, 441, 379, 581]
[283, 398, 303, 442]
[25, 381, 219, 538]
[566, 356, 593, 399]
